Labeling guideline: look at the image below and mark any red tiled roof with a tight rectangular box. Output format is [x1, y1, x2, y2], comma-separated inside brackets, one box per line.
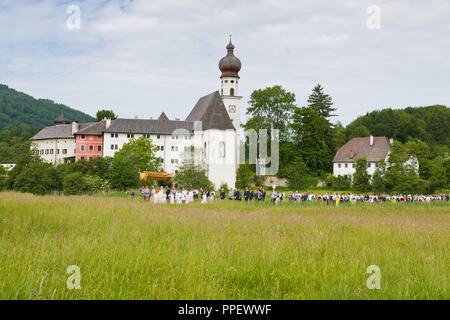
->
[333, 136, 390, 162]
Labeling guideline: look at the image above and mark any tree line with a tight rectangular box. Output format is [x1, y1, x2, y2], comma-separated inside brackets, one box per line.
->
[238, 84, 449, 193]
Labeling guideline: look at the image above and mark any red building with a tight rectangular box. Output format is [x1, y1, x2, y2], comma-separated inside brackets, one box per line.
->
[75, 120, 107, 161]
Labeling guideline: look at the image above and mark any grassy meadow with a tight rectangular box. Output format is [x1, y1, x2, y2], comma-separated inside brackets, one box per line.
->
[0, 191, 448, 300]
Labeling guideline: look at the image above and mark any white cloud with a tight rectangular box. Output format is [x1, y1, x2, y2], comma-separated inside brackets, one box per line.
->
[0, 0, 449, 124]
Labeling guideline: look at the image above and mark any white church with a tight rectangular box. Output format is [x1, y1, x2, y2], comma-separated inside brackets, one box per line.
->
[32, 39, 243, 188]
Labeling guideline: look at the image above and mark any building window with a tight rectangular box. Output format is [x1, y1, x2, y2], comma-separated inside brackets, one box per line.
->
[230, 80, 234, 83]
[98, 146, 102, 151]
[62, 149, 67, 154]
[115, 144, 118, 150]
[352, 164, 355, 168]
[89, 145, 94, 151]
[111, 133, 114, 138]
[50, 149, 54, 154]
[56, 149, 60, 154]
[230, 88, 234, 96]
[81, 156, 85, 160]
[224, 80, 228, 83]
[127, 133, 134, 138]
[219, 142, 225, 158]
[81, 135, 85, 139]
[157, 135, 160, 139]
[45, 149, 49, 154]
[345, 163, 348, 168]
[81, 145, 85, 151]
[338, 164, 341, 168]
[161, 146, 164, 151]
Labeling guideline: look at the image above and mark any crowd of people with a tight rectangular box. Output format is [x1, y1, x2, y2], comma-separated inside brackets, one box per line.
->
[129, 185, 449, 205]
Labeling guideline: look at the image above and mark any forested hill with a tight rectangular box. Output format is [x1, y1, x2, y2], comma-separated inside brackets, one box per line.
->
[339, 105, 450, 154]
[0, 84, 95, 131]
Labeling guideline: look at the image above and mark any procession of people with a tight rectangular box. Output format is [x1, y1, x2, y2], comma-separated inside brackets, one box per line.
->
[130, 185, 449, 205]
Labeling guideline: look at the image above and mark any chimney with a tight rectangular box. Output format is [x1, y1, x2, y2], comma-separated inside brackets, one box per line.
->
[369, 135, 374, 147]
[350, 149, 354, 159]
[104, 118, 111, 129]
[71, 121, 79, 135]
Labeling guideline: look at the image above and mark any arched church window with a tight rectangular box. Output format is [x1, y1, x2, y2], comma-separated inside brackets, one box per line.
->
[219, 142, 226, 158]
[230, 88, 234, 96]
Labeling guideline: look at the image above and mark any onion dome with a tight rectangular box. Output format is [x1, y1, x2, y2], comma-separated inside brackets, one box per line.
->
[54, 113, 71, 125]
[218, 37, 241, 78]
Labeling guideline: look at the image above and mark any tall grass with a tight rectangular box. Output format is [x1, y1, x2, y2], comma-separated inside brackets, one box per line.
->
[0, 191, 448, 299]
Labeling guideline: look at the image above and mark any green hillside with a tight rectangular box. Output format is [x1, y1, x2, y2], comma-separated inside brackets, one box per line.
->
[0, 84, 94, 130]
[337, 105, 450, 155]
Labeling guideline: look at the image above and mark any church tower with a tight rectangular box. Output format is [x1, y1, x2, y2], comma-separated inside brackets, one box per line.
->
[219, 37, 241, 131]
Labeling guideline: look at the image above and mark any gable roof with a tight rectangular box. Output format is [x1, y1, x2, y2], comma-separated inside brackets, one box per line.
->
[186, 91, 235, 130]
[76, 120, 106, 135]
[32, 123, 95, 140]
[157, 112, 169, 121]
[333, 136, 390, 163]
[103, 118, 194, 134]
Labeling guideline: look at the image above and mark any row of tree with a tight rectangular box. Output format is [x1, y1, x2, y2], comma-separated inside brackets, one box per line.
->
[0, 136, 214, 195]
[240, 84, 449, 193]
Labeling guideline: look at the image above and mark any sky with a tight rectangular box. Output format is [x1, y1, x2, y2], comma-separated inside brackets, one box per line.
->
[1, 0, 449, 125]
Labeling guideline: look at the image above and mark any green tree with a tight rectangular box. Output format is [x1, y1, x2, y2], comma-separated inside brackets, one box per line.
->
[63, 172, 88, 195]
[349, 125, 371, 139]
[95, 110, 117, 122]
[372, 160, 387, 193]
[290, 107, 330, 175]
[307, 83, 336, 119]
[333, 175, 352, 191]
[244, 85, 296, 141]
[0, 165, 7, 191]
[307, 84, 337, 156]
[174, 148, 213, 190]
[353, 157, 371, 192]
[385, 141, 422, 193]
[235, 163, 255, 189]
[109, 136, 160, 190]
[428, 156, 448, 192]
[285, 156, 314, 189]
[13, 160, 60, 195]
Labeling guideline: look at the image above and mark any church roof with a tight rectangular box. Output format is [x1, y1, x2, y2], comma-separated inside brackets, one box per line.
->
[76, 120, 107, 135]
[219, 39, 241, 78]
[157, 112, 169, 121]
[104, 118, 194, 135]
[32, 123, 95, 140]
[333, 136, 390, 163]
[54, 113, 72, 124]
[186, 91, 235, 130]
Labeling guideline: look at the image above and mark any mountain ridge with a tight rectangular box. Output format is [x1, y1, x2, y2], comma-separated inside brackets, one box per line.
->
[0, 84, 95, 131]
